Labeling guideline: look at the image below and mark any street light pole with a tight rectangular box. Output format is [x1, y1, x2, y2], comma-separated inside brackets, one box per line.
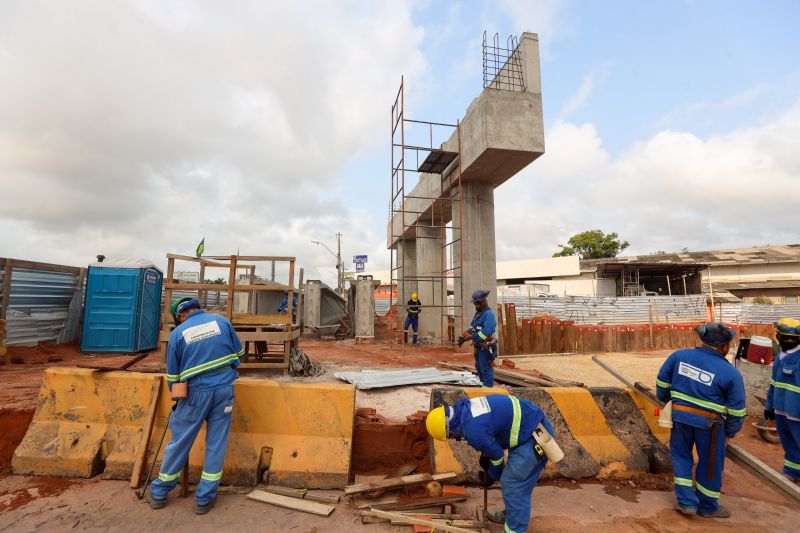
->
[311, 235, 345, 297]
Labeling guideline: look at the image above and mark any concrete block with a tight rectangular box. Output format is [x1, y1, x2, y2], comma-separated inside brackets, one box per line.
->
[14, 368, 356, 488]
[429, 387, 671, 482]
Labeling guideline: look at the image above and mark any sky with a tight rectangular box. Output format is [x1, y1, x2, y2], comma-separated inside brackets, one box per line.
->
[1, 0, 798, 285]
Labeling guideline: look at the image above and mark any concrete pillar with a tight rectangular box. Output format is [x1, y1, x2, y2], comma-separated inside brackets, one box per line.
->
[454, 182, 497, 329]
[303, 282, 321, 330]
[416, 226, 445, 339]
[396, 238, 417, 311]
[351, 279, 377, 338]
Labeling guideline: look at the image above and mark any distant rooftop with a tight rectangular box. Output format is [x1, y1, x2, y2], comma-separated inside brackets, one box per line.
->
[581, 244, 800, 269]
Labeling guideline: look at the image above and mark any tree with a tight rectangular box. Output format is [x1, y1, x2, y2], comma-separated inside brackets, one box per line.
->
[553, 230, 630, 259]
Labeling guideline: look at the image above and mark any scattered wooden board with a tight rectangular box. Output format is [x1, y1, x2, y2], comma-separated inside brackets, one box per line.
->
[263, 485, 341, 504]
[371, 495, 467, 511]
[344, 473, 457, 496]
[247, 489, 335, 516]
[368, 509, 478, 533]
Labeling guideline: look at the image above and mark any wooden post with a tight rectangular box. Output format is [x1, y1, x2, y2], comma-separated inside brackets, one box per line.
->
[130, 376, 163, 488]
[298, 267, 304, 329]
[226, 255, 237, 321]
[1, 259, 12, 320]
[648, 303, 654, 349]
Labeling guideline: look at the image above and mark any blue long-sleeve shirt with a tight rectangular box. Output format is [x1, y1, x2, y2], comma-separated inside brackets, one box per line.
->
[656, 346, 746, 437]
[447, 394, 554, 465]
[766, 345, 800, 419]
[469, 306, 497, 351]
[166, 310, 243, 391]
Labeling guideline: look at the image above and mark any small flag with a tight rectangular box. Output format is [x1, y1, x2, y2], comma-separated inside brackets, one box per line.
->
[196, 238, 205, 258]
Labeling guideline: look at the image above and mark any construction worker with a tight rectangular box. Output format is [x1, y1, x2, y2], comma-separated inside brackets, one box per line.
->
[466, 289, 497, 386]
[278, 290, 298, 322]
[404, 292, 421, 345]
[426, 394, 555, 533]
[149, 297, 244, 514]
[656, 322, 746, 518]
[764, 318, 800, 483]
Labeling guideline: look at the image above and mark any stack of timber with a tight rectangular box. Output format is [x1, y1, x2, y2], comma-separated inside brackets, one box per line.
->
[439, 362, 583, 388]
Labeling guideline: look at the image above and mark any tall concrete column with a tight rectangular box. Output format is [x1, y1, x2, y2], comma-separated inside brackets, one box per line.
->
[416, 226, 445, 339]
[454, 182, 497, 328]
[396, 238, 417, 312]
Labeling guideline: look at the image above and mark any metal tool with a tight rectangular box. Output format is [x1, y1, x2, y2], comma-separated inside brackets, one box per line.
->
[136, 409, 172, 500]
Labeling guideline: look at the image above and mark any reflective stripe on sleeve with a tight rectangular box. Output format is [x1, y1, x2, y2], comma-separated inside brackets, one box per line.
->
[727, 406, 746, 417]
[490, 457, 504, 466]
[656, 379, 671, 388]
[166, 373, 180, 383]
[771, 379, 800, 395]
[478, 330, 488, 340]
[509, 396, 522, 448]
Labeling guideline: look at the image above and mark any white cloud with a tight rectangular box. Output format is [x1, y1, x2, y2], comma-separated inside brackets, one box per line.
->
[0, 0, 425, 286]
[495, 100, 800, 260]
[558, 74, 595, 119]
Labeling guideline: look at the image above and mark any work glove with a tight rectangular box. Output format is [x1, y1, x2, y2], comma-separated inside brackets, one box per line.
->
[479, 454, 490, 472]
[456, 335, 468, 348]
[764, 409, 776, 421]
[477, 470, 493, 487]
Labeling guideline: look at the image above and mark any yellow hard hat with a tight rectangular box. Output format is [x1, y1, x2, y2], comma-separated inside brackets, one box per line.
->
[775, 318, 800, 337]
[411, 293, 418, 300]
[426, 406, 448, 441]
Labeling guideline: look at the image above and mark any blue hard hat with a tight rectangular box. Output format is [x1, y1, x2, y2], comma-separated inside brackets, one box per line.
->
[176, 297, 201, 316]
[695, 322, 736, 346]
[471, 289, 490, 304]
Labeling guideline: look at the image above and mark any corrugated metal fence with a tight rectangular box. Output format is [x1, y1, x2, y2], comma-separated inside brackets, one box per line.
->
[1, 261, 84, 346]
[717, 302, 800, 325]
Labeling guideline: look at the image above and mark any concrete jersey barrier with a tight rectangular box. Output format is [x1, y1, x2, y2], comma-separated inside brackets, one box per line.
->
[13, 368, 356, 488]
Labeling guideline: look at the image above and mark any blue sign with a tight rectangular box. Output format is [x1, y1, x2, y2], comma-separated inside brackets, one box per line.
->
[353, 255, 368, 264]
[355, 263, 365, 272]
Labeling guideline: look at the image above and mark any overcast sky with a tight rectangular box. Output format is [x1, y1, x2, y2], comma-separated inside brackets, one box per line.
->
[1, 0, 798, 285]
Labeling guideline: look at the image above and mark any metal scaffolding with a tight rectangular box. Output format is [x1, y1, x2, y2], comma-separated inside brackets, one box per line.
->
[389, 76, 464, 350]
[483, 31, 526, 92]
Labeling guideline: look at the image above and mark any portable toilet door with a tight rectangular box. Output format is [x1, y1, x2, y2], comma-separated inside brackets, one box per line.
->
[135, 267, 163, 351]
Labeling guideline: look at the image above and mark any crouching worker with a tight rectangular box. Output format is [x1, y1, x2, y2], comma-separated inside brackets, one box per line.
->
[426, 394, 556, 533]
[656, 322, 745, 518]
[149, 298, 244, 514]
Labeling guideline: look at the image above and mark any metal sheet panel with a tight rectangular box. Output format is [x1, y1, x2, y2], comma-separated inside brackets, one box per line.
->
[335, 367, 480, 389]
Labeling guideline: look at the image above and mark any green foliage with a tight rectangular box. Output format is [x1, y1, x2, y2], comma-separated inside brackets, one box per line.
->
[752, 296, 774, 305]
[204, 277, 226, 284]
[553, 229, 630, 259]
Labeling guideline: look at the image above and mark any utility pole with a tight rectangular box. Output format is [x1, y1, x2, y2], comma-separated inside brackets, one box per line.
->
[336, 232, 343, 297]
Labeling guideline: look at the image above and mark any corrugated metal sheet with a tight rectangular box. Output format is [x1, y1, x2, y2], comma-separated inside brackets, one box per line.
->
[334, 367, 480, 389]
[497, 295, 708, 325]
[4, 268, 82, 346]
[717, 302, 800, 324]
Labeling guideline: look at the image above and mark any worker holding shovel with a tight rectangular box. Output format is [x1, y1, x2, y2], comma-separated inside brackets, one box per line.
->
[425, 394, 561, 533]
[148, 297, 243, 515]
[656, 322, 746, 518]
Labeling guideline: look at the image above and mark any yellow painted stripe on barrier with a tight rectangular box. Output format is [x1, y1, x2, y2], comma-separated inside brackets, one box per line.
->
[432, 439, 464, 475]
[625, 389, 670, 446]
[545, 388, 631, 463]
[464, 388, 508, 399]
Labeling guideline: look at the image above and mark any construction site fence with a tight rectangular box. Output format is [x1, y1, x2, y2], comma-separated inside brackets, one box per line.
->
[496, 303, 783, 355]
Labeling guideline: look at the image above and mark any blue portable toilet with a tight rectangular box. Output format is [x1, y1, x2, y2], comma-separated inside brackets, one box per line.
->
[81, 259, 163, 353]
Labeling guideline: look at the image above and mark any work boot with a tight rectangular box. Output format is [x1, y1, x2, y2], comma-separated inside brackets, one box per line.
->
[195, 499, 216, 515]
[782, 473, 799, 483]
[487, 509, 505, 524]
[675, 503, 697, 516]
[698, 505, 730, 518]
[149, 498, 167, 510]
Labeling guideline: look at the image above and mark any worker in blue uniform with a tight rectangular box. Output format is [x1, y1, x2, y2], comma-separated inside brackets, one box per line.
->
[464, 289, 497, 386]
[149, 297, 243, 514]
[656, 322, 746, 518]
[278, 290, 298, 322]
[426, 394, 555, 533]
[764, 318, 800, 483]
[404, 292, 421, 346]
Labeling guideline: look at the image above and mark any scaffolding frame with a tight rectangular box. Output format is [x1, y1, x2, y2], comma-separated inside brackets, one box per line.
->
[389, 76, 464, 351]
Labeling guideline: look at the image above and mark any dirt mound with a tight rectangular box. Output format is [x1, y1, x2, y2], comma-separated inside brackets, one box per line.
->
[0, 408, 34, 475]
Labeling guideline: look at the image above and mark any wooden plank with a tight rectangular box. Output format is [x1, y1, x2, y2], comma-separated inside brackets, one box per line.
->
[129, 376, 163, 489]
[541, 320, 552, 355]
[551, 321, 563, 353]
[262, 485, 341, 504]
[247, 489, 335, 516]
[0, 257, 82, 275]
[368, 510, 476, 533]
[231, 314, 290, 325]
[205, 255, 296, 262]
[159, 328, 302, 343]
[520, 319, 531, 354]
[532, 320, 543, 354]
[505, 304, 518, 355]
[344, 473, 456, 496]
[727, 443, 800, 504]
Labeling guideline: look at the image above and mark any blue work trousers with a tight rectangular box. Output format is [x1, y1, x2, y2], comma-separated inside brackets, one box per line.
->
[500, 439, 547, 533]
[776, 415, 800, 479]
[404, 315, 418, 345]
[474, 348, 494, 387]
[150, 384, 234, 505]
[670, 420, 726, 514]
